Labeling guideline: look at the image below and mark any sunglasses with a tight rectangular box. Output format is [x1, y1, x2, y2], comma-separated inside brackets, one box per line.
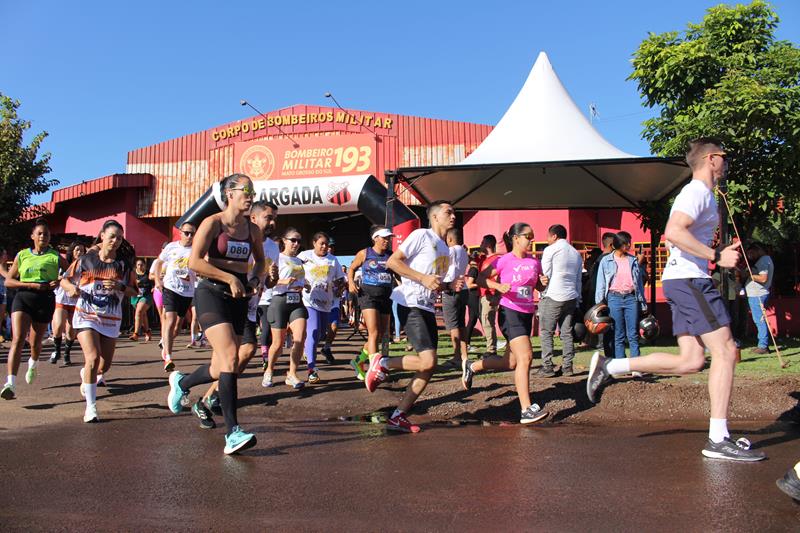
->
[230, 186, 256, 197]
[285, 237, 301, 243]
[182, 230, 195, 236]
[515, 232, 534, 240]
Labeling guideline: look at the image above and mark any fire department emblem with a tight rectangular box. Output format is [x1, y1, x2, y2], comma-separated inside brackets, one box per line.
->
[327, 182, 351, 206]
[240, 145, 275, 179]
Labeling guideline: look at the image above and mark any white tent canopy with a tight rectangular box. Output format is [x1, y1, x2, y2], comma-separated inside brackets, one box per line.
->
[397, 52, 690, 209]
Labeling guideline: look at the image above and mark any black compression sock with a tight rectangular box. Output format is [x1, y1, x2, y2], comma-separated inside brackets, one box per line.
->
[179, 364, 213, 392]
[54, 337, 62, 358]
[218, 372, 239, 435]
[64, 339, 74, 358]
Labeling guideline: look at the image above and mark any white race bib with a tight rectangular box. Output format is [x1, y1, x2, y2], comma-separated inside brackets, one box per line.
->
[286, 292, 301, 304]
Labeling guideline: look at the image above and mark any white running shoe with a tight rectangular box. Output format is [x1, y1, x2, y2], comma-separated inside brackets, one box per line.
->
[83, 404, 99, 423]
[262, 371, 273, 388]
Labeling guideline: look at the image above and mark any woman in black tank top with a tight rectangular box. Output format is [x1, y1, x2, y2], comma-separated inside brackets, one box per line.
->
[166, 174, 265, 455]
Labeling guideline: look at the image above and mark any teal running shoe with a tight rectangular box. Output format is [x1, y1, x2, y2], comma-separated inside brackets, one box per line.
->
[224, 426, 257, 455]
[167, 371, 187, 414]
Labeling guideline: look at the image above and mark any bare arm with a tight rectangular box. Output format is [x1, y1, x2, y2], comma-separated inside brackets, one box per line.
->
[664, 211, 740, 267]
[477, 264, 509, 294]
[188, 217, 246, 297]
[387, 250, 442, 291]
[347, 249, 366, 293]
[4, 254, 48, 291]
[249, 222, 266, 290]
[151, 258, 164, 288]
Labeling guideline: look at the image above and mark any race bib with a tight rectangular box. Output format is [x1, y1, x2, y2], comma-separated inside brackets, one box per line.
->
[516, 286, 532, 301]
[377, 272, 392, 284]
[226, 241, 250, 260]
[286, 292, 301, 304]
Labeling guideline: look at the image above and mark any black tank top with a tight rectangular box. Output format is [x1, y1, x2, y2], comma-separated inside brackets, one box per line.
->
[207, 223, 252, 263]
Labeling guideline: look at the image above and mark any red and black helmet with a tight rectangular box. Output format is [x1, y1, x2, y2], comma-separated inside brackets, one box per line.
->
[639, 315, 660, 342]
[584, 303, 613, 334]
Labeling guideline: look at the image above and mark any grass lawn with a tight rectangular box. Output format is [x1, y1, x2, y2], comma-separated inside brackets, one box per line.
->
[387, 333, 800, 378]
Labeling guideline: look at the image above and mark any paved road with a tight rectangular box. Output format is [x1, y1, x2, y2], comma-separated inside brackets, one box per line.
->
[0, 334, 798, 530]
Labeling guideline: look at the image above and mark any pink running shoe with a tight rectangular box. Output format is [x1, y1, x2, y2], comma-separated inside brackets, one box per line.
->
[365, 355, 387, 393]
[387, 413, 421, 433]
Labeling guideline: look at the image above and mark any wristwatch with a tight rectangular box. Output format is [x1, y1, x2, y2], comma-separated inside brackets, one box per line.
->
[713, 248, 721, 263]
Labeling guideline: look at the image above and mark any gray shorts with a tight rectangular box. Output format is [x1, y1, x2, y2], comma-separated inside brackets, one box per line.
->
[441, 290, 468, 330]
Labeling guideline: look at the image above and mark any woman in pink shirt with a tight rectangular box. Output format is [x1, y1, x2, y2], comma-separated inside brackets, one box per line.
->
[594, 231, 646, 360]
[464, 223, 549, 424]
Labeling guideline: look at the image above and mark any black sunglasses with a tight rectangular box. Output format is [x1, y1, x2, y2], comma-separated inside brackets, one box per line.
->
[182, 230, 195, 236]
[285, 237, 301, 243]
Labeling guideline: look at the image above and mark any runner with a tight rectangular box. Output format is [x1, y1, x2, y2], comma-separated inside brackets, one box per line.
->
[1, 219, 69, 400]
[441, 228, 469, 369]
[347, 226, 394, 380]
[166, 173, 265, 454]
[129, 258, 154, 342]
[364, 200, 456, 433]
[319, 242, 343, 365]
[50, 241, 86, 365]
[61, 220, 136, 422]
[0, 249, 7, 343]
[153, 223, 197, 371]
[461, 223, 549, 424]
[193, 199, 279, 430]
[150, 241, 168, 347]
[298, 232, 345, 384]
[262, 227, 308, 389]
[586, 137, 766, 461]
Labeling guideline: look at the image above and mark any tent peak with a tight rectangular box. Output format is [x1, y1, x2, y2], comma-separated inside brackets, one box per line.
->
[461, 51, 637, 165]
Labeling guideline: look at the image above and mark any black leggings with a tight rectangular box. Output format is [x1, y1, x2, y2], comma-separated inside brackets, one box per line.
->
[258, 304, 272, 347]
[465, 289, 480, 343]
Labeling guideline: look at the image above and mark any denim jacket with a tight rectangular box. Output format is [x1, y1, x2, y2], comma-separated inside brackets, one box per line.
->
[595, 253, 645, 305]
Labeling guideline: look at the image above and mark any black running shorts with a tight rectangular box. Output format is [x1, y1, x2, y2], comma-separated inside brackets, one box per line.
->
[193, 280, 248, 336]
[498, 305, 533, 341]
[162, 288, 193, 318]
[358, 284, 392, 315]
[11, 289, 56, 324]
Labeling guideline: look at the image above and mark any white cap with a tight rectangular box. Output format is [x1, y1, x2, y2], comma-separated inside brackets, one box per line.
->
[372, 228, 394, 240]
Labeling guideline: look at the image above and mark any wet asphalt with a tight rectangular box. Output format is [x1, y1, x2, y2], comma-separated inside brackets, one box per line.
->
[0, 335, 798, 531]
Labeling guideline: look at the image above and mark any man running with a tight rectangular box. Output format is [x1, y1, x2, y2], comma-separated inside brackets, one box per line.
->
[364, 200, 456, 433]
[587, 137, 765, 462]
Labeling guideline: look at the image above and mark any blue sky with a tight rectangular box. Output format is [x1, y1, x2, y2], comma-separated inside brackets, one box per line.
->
[2, 1, 798, 203]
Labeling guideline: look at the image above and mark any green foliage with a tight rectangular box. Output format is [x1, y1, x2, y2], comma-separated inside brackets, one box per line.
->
[629, 0, 800, 239]
[0, 93, 57, 250]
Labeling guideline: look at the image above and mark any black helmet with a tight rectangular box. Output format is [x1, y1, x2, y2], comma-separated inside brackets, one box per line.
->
[573, 321, 587, 342]
[584, 303, 613, 334]
[639, 315, 660, 342]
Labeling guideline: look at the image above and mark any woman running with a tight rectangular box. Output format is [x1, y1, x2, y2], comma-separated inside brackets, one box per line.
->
[50, 242, 87, 365]
[299, 231, 344, 384]
[0, 249, 9, 343]
[166, 173, 265, 455]
[151, 242, 168, 346]
[462, 222, 549, 424]
[62, 220, 136, 422]
[262, 227, 307, 390]
[1, 219, 69, 400]
[130, 258, 154, 342]
[347, 226, 394, 380]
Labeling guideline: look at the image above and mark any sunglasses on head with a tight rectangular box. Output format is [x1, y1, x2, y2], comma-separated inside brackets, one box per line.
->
[285, 237, 301, 243]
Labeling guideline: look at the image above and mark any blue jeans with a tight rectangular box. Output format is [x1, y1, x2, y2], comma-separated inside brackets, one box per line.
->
[747, 294, 770, 349]
[607, 292, 640, 359]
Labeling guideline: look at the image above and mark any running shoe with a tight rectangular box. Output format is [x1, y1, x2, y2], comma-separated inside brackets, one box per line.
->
[192, 399, 216, 429]
[321, 346, 336, 365]
[285, 375, 305, 390]
[180, 393, 192, 408]
[520, 404, 549, 424]
[49, 351, 59, 364]
[62, 355, 72, 367]
[167, 371, 187, 414]
[199, 338, 208, 348]
[776, 464, 800, 501]
[496, 340, 507, 351]
[461, 359, 475, 391]
[701, 438, 767, 462]
[350, 357, 366, 381]
[365, 355, 387, 393]
[224, 426, 257, 455]
[387, 413, 421, 433]
[96, 373, 106, 387]
[186, 341, 198, 349]
[163, 357, 175, 372]
[261, 371, 273, 388]
[308, 370, 321, 385]
[1, 383, 16, 400]
[25, 365, 37, 384]
[586, 351, 609, 403]
[83, 404, 99, 423]
[204, 392, 222, 415]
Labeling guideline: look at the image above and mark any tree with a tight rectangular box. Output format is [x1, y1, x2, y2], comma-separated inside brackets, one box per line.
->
[629, 0, 800, 241]
[0, 93, 57, 250]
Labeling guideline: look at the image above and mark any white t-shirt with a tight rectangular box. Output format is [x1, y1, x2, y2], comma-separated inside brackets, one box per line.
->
[299, 250, 344, 313]
[444, 245, 469, 284]
[258, 238, 281, 306]
[272, 253, 305, 296]
[662, 180, 718, 281]
[391, 228, 450, 313]
[158, 242, 196, 297]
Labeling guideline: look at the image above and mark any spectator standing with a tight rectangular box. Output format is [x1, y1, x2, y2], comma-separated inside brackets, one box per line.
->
[477, 235, 502, 355]
[744, 243, 774, 354]
[538, 224, 583, 377]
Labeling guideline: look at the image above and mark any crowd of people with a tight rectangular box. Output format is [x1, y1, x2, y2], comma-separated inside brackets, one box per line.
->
[0, 139, 798, 501]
